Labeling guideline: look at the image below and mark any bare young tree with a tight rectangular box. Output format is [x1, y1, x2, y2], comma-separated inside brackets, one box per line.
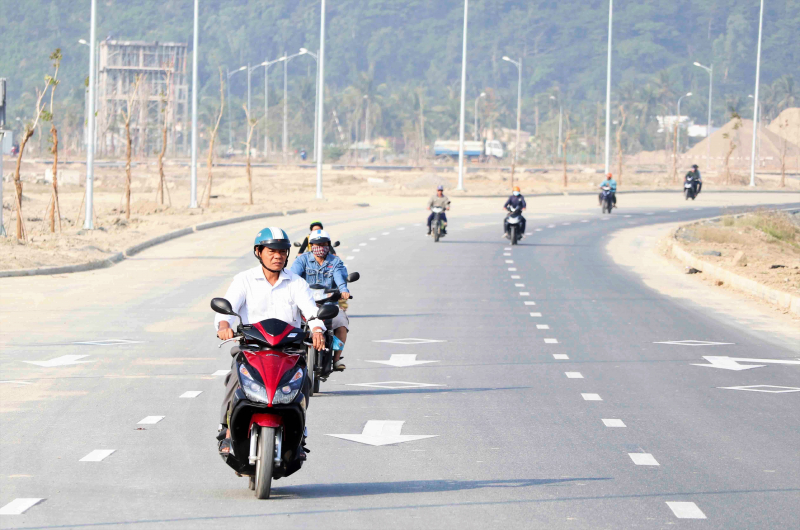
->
[12, 80, 50, 240]
[44, 49, 63, 233]
[778, 117, 788, 188]
[562, 111, 571, 188]
[243, 104, 260, 205]
[120, 75, 143, 220]
[616, 105, 627, 185]
[722, 112, 742, 185]
[157, 61, 174, 206]
[201, 69, 225, 208]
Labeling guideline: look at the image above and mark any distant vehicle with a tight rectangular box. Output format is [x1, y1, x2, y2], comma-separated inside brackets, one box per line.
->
[433, 139, 504, 160]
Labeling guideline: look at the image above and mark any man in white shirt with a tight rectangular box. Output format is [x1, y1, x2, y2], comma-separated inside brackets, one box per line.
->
[215, 227, 325, 454]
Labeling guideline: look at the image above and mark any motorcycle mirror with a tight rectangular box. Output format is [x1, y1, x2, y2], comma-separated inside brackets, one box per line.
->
[317, 304, 340, 320]
[293, 241, 301, 247]
[333, 241, 340, 247]
[308, 283, 326, 290]
[211, 297, 238, 316]
[347, 272, 360, 282]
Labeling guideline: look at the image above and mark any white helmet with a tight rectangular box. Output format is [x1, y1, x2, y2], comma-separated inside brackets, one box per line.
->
[308, 229, 331, 245]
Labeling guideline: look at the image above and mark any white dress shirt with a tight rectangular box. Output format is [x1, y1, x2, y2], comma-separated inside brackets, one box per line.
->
[214, 266, 325, 332]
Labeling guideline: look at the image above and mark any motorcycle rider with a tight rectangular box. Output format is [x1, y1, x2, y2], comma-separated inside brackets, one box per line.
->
[427, 185, 451, 236]
[215, 227, 326, 455]
[599, 173, 617, 208]
[503, 186, 527, 238]
[290, 229, 351, 371]
[686, 164, 702, 195]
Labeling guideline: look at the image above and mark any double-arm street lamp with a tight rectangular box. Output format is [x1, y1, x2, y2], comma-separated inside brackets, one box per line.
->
[474, 92, 485, 141]
[502, 56, 522, 165]
[299, 48, 320, 162]
[692, 61, 713, 165]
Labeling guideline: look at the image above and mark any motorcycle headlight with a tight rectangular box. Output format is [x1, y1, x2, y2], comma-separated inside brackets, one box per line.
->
[239, 364, 269, 404]
[272, 368, 304, 405]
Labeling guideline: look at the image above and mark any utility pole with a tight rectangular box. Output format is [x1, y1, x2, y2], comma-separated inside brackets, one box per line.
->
[749, 0, 764, 187]
[456, 0, 469, 191]
[84, 0, 97, 229]
[316, 0, 326, 198]
[604, 0, 613, 174]
[189, 0, 199, 208]
[693, 62, 713, 167]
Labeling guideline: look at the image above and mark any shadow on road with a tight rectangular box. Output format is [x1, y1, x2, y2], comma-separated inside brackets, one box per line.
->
[349, 313, 436, 319]
[316, 386, 533, 397]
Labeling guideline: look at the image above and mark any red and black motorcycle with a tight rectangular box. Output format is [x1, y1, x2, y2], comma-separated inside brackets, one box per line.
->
[211, 297, 338, 499]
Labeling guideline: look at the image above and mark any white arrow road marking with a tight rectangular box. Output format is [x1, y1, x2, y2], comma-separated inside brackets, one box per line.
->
[602, 419, 626, 427]
[0, 381, 32, 385]
[654, 340, 734, 346]
[565, 372, 583, 379]
[72, 339, 143, 346]
[553, 354, 569, 360]
[692, 356, 764, 371]
[326, 420, 438, 447]
[0, 498, 45, 515]
[719, 385, 800, 393]
[24, 355, 92, 367]
[80, 449, 115, 462]
[138, 416, 165, 425]
[666, 502, 706, 519]
[179, 391, 203, 398]
[366, 354, 439, 367]
[346, 381, 444, 390]
[212, 369, 230, 376]
[373, 338, 446, 345]
[582, 393, 602, 401]
[629, 453, 659, 466]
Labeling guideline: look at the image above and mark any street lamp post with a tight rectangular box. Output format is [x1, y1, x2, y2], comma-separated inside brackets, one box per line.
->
[259, 56, 284, 160]
[363, 95, 370, 149]
[246, 60, 274, 156]
[503, 57, 522, 165]
[748, 94, 763, 166]
[693, 61, 713, 166]
[189, 0, 199, 208]
[226, 65, 246, 151]
[316, 0, 326, 199]
[550, 95, 563, 157]
[749, 0, 765, 187]
[84, 0, 97, 229]
[456, 0, 469, 191]
[676, 92, 692, 152]
[280, 51, 303, 163]
[473, 92, 485, 141]
[299, 48, 319, 162]
[604, 0, 613, 174]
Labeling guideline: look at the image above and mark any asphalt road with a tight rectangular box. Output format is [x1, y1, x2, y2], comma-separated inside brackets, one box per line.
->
[2, 197, 799, 529]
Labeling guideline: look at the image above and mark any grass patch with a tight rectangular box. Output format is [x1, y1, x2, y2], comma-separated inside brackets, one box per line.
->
[739, 211, 799, 243]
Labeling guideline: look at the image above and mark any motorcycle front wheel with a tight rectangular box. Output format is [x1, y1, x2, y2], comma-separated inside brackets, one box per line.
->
[255, 426, 275, 499]
[433, 218, 440, 242]
[511, 225, 517, 245]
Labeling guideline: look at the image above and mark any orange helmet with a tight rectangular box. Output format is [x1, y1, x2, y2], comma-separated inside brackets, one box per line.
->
[606, 173, 613, 178]
[513, 186, 520, 192]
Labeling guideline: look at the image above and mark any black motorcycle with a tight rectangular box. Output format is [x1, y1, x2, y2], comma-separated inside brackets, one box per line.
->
[303, 272, 360, 395]
[211, 297, 338, 499]
[430, 206, 446, 242]
[600, 185, 614, 214]
[684, 174, 698, 200]
[504, 205, 524, 245]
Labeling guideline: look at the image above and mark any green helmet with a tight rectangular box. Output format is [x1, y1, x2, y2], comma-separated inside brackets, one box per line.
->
[253, 227, 291, 250]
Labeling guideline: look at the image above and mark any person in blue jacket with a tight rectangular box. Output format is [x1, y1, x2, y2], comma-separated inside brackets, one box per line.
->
[291, 229, 350, 371]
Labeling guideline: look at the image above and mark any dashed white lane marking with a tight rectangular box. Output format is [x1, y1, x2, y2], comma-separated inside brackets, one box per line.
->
[580, 220, 589, 223]
[504, 247, 512, 250]
[645, 212, 654, 216]
[562, 222, 571, 225]
[366, 354, 439, 367]
[508, 267, 517, 271]
[180, 391, 203, 398]
[581, 393, 602, 401]
[553, 354, 569, 360]
[530, 312, 542, 317]
[536, 324, 549, 329]
[0, 498, 45, 515]
[346, 256, 355, 260]
[359, 243, 367, 246]
[519, 292, 530, 296]
[601, 218, 610, 221]
[511, 275, 521, 279]
[602, 419, 626, 427]
[629, 453, 660, 466]
[212, 369, 229, 376]
[666, 502, 706, 519]
[535, 228, 543, 231]
[565, 372, 583, 379]
[382, 232, 390, 235]
[80, 449, 116, 462]
[693, 208, 701, 211]
[369, 237, 377, 241]
[138, 416, 165, 425]
[352, 248, 361, 252]
[623, 215, 632, 218]
[397, 227, 405, 231]
[544, 338, 558, 344]
[548, 224, 556, 228]
[525, 232, 532, 235]
[504, 253, 511, 256]
[524, 301, 536, 306]
[505, 260, 514, 263]
[515, 283, 525, 287]
[669, 210, 678, 213]
[0, 380, 32, 385]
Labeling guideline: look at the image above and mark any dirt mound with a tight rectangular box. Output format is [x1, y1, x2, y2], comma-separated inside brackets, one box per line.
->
[685, 117, 800, 168]
[768, 107, 800, 145]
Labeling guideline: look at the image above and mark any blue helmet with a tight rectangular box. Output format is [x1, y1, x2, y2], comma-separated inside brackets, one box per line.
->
[253, 227, 291, 250]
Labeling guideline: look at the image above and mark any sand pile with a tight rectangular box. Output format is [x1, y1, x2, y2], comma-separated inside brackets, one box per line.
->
[685, 117, 800, 168]
[768, 108, 800, 146]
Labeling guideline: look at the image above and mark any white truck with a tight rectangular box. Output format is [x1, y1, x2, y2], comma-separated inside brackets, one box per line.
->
[433, 139, 504, 160]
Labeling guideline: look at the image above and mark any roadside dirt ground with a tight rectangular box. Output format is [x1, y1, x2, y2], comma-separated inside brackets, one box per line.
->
[2, 156, 799, 271]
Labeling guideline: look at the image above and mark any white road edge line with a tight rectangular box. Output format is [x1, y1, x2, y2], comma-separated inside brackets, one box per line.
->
[565, 372, 583, 379]
[554, 354, 569, 360]
[138, 416, 165, 425]
[80, 449, 116, 462]
[0, 498, 45, 515]
[581, 393, 602, 401]
[629, 453, 659, 466]
[180, 391, 203, 398]
[602, 419, 626, 427]
[666, 502, 706, 519]
[212, 369, 229, 376]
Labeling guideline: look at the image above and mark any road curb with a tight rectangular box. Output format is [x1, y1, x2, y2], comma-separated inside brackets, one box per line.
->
[667, 209, 800, 316]
[0, 209, 308, 279]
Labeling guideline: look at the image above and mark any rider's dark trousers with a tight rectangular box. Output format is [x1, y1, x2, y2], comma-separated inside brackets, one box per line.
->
[504, 216, 526, 234]
[220, 357, 237, 425]
[427, 212, 448, 231]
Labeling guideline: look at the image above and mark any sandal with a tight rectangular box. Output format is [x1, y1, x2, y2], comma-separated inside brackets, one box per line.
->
[218, 437, 232, 455]
[333, 360, 346, 371]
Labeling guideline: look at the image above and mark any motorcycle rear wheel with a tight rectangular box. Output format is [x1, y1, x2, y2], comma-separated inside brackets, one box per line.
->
[254, 426, 275, 499]
[313, 376, 321, 394]
[307, 347, 315, 398]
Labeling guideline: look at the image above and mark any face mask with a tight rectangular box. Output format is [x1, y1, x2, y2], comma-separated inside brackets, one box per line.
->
[312, 245, 329, 258]
[513, 191, 520, 196]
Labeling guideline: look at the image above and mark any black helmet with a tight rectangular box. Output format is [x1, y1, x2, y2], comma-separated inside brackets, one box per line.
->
[309, 220, 323, 231]
[692, 164, 699, 169]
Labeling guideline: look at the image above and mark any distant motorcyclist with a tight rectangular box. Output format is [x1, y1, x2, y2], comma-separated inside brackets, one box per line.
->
[427, 185, 451, 236]
[685, 164, 702, 195]
[298, 221, 336, 255]
[503, 186, 527, 238]
[290, 229, 350, 371]
[215, 227, 325, 454]
[599, 173, 617, 208]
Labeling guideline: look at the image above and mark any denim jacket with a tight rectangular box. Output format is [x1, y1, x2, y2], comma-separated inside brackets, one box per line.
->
[290, 252, 349, 293]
